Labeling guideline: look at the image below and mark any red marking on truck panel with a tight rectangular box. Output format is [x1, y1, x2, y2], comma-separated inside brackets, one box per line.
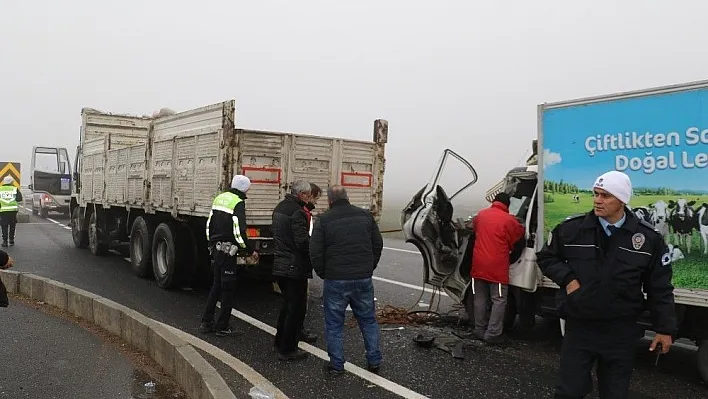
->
[242, 166, 281, 184]
[341, 172, 372, 188]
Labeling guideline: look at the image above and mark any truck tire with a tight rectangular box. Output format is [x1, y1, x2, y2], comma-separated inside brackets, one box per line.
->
[699, 339, 708, 386]
[71, 207, 88, 248]
[152, 222, 180, 289]
[130, 216, 154, 278]
[88, 211, 108, 256]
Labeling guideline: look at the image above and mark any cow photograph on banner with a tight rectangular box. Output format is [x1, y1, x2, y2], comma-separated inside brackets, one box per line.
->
[541, 88, 708, 291]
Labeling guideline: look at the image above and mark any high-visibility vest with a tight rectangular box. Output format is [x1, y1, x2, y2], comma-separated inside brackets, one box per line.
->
[0, 185, 18, 213]
[206, 191, 247, 249]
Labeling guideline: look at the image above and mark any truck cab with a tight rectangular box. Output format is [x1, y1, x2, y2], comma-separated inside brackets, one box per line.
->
[29, 146, 72, 218]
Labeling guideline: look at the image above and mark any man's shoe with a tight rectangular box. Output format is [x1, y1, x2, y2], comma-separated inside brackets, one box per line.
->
[1, 241, 7, 248]
[325, 365, 345, 377]
[8, 239, 14, 246]
[299, 329, 318, 343]
[215, 326, 242, 337]
[278, 349, 309, 361]
[484, 334, 508, 345]
[367, 363, 380, 374]
[198, 322, 214, 334]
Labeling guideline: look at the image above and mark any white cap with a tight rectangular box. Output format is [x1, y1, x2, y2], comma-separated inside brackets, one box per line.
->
[2, 176, 13, 185]
[593, 170, 632, 204]
[231, 175, 251, 192]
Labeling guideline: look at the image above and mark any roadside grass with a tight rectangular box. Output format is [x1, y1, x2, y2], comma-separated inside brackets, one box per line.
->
[544, 193, 708, 290]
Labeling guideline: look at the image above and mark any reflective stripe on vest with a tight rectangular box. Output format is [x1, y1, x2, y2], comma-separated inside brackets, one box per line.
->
[206, 192, 246, 248]
[0, 186, 18, 212]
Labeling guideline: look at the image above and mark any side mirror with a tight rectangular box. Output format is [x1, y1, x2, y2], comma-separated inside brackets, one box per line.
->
[28, 184, 33, 191]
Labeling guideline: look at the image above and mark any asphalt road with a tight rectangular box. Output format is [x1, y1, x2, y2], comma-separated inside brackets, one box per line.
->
[4, 212, 708, 399]
[0, 293, 182, 398]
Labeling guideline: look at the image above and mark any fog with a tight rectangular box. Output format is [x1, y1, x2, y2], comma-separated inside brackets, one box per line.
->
[2, 0, 708, 209]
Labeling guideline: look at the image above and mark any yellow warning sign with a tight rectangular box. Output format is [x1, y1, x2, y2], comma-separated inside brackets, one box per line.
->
[0, 162, 21, 188]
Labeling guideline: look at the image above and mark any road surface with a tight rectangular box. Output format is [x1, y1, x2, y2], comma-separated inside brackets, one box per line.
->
[3, 211, 707, 398]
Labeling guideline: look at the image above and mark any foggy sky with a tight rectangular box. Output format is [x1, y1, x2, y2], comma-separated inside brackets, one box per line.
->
[3, 1, 708, 207]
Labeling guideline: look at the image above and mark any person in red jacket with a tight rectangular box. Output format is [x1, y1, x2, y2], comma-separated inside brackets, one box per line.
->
[471, 192, 525, 344]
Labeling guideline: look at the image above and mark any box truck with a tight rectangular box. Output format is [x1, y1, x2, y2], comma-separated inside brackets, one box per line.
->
[402, 79, 708, 383]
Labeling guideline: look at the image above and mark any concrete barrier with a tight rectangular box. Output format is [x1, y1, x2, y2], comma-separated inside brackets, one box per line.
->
[1, 271, 237, 399]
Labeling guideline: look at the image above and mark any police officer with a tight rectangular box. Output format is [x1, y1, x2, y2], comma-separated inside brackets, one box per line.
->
[0, 176, 22, 247]
[537, 170, 676, 399]
[199, 175, 258, 337]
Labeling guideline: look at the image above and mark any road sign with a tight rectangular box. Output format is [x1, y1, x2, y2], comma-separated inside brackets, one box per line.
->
[0, 162, 21, 188]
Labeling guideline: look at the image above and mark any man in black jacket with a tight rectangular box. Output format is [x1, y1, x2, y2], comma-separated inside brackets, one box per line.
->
[537, 170, 676, 399]
[310, 185, 384, 376]
[199, 175, 257, 337]
[272, 180, 315, 361]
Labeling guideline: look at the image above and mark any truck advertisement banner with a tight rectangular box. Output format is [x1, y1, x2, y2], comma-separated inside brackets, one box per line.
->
[541, 85, 708, 291]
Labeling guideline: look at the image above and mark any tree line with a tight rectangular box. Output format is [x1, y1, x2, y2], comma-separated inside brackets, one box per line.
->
[543, 180, 707, 196]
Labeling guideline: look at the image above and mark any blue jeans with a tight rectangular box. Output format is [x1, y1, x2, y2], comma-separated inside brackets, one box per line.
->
[323, 278, 382, 370]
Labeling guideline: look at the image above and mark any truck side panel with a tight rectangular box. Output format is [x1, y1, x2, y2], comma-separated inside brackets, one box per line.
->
[127, 144, 148, 205]
[150, 139, 174, 211]
[239, 130, 287, 225]
[340, 141, 376, 212]
[537, 80, 708, 308]
[289, 135, 334, 192]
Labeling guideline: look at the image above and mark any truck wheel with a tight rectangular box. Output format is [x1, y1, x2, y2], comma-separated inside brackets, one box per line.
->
[130, 216, 154, 278]
[699, 339, 708, 386]
[152, 222, 180, 289]
[71, 207, 88, 248]
[88, 211, 108, 256]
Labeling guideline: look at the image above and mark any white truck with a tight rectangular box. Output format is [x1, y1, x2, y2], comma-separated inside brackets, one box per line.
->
[29, 146, 73, 218]
[402, 79, 708, 384]
[70, 100, 388, 289]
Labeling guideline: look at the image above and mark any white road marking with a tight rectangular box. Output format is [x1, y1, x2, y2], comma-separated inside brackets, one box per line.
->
[158, 321, 288, 399]
[372, 276, 449, 298]
[229, 308, 430, 399]
[47, 218, 62, 225]
[383, 246, 419, 255]
[126, 262, 431, 398]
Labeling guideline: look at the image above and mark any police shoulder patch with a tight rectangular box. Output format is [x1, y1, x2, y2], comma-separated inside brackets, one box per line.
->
[661, 251, 672, 267]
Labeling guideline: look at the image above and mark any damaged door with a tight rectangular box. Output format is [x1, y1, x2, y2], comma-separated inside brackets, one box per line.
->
[401, 149, 478, 303]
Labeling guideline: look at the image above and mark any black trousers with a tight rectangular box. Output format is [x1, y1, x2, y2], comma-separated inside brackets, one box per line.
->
[201, 250, 238, 330]
[555, 318, 641, 399]
[274, 277, 308, 354]
[0, 212, 17, 242]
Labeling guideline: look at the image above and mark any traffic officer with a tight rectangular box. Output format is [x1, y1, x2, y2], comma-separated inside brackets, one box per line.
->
[199, 175, 258, 337]
[0, 176, 22, 247]
[537, 170, 676, 399]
